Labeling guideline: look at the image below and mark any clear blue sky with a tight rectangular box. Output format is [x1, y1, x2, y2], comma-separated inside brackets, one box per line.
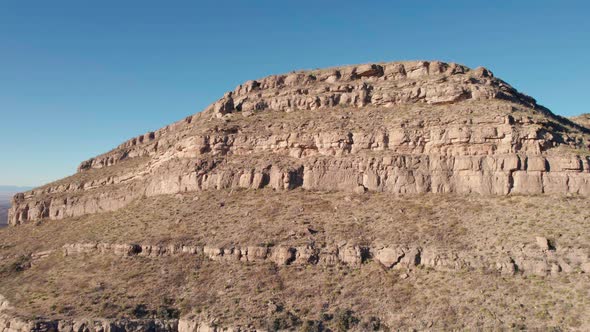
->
[1, 1, 589, 187]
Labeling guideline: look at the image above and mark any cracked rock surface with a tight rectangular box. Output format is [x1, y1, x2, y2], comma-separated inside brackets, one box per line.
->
[7, 60, 590, 226]
[2, 61, 590, 331]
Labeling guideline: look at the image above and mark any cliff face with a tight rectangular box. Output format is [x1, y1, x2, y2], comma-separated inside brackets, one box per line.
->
[8, 61, 590, 225]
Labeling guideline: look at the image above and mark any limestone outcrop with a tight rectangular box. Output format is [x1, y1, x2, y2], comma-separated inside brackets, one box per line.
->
[8, 61, 590, 225]
[29, 240, 587, 277]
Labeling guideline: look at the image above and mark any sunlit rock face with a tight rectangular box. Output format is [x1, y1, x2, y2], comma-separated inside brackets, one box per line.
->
[8, 60, 590, 225]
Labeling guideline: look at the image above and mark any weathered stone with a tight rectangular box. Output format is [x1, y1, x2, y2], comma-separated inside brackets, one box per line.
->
[270, 246, 296, 265]
[536, 237, 550, 251]
[374, 247, 405, 268]
[294, 245, 319, 264]
[243, 246, 269, 262]
[356, 64, 384, 77]
[204, 246, 224, 261]
[337, 245, 367, 266]
[7, 60, 590, 226]
[40, 241, 590, 277]
[496, 257, 517, 275]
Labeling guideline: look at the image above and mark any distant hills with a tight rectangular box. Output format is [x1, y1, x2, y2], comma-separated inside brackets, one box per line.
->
[0, 185, 33, 193]
[0, 197, 12, 227]
[0, 186, 33, 226]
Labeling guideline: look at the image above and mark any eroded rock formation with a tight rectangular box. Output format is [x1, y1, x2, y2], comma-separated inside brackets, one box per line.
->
[23, 239, 586, 277]
[8, 61, 590, 225]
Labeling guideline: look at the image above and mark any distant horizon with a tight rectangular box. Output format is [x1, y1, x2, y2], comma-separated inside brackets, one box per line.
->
[1, 1, 589, 187]
[0, 185, 35, 192]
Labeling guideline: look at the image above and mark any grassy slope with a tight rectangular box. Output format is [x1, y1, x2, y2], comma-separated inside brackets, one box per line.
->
[570, 114, 590, 130]
[0, 189, 589, 330]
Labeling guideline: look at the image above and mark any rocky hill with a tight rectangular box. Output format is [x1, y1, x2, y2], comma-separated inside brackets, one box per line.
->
[1, 188, 32, 227]
[1, 61, 590, 331]
[7, 61, 590, 226]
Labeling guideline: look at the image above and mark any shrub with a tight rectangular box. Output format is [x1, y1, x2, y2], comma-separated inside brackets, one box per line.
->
[334, 309, 359, 331]
[157, 305, 180, 319]
[300, 320, 323, 332]
[1, 255, 31, 274]
[359, 316, 383, 331]
[131, 304, 149, 318]
[267, 311, 301, 331]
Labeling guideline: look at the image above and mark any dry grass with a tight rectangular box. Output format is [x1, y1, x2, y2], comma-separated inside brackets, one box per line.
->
[0, 189, 589, 330]
[1, 189, 589, 254]
[570, 113, 590, 129]
[0, 250, 588, 330]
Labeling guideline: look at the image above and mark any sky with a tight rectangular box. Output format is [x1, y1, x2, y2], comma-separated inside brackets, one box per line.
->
[0, 1, 589, 187]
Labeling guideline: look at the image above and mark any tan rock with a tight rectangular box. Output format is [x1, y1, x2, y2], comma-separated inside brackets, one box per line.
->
[204, 246, 223, 261]
[536, 237, 550, 251]
[337, 245, 367, 265]
[496, 257, 517, 275]
[374, 247, 405, 268]
[356, 64, 384, 77]
[244, 246, 269, 262]
[353, 185, 366, 194]
[8, 60, 590, 227]
[270, 246, 296, 265]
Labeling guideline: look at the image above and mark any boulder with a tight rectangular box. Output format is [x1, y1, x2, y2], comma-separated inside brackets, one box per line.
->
[356, 64, 384, 77]
[536, 237, 550, 251]
[270, 246, 296, 265]
[337, 245, 367, 265]
[374, 247, 405, 268]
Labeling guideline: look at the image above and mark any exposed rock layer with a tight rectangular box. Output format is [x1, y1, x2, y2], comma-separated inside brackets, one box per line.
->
[8, 61, 590, 225]
[24, 240, 588, 277]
